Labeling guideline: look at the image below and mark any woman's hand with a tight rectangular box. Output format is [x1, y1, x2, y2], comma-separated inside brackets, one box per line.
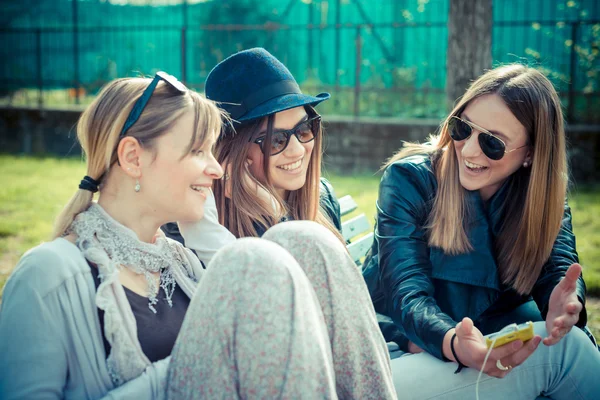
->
[544, 263, 583, 346]
[448, 318, 542, 378]
[407, 340, 424, 354]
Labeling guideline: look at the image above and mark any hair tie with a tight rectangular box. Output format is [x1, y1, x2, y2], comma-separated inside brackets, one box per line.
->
[451, 333, 468, 374]
[79, 176, 100, 193]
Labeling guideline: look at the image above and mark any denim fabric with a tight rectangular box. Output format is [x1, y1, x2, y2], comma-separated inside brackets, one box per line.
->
[390, 322, 600, 399]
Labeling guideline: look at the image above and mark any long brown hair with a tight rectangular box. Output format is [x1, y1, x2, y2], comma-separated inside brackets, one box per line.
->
[385, 64, 568, 294]
[53, 77, 223, 238]
[213, 106, 342, 241]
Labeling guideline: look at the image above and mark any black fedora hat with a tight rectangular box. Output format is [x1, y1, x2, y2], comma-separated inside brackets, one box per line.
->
[205, 48, 330, 123]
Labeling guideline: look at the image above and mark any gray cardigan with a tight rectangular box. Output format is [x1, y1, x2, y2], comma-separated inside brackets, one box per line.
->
[0, 238, 188, 399]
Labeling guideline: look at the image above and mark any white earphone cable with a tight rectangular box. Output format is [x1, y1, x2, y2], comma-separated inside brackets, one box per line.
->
[475, 336, 498, 400]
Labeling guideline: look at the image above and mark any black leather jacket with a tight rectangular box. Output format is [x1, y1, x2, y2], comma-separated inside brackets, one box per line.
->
[363, 154, 587, 360]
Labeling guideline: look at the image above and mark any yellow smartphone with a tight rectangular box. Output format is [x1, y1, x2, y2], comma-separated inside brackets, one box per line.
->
[485, 321, 534, 349]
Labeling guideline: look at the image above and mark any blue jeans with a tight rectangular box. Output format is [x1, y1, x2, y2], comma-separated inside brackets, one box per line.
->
[389, 322, 600, 399]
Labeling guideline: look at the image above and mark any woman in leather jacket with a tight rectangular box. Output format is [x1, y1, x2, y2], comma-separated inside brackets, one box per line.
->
[363, 64, 600, 398]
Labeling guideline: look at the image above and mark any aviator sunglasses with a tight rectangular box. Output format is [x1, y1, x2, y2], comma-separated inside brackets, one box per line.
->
[120, 71, 187, 137]
[448, 116, 528, 161]
[252, 114, 321, 156]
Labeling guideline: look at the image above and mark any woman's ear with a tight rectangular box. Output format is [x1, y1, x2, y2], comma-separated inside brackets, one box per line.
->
[117, 137, 143, 178]
[245, 157, 258, 178]
[524, 147, 533, 165]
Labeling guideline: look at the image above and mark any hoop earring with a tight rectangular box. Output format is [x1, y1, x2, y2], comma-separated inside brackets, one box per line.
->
[134, 179, 141, 192]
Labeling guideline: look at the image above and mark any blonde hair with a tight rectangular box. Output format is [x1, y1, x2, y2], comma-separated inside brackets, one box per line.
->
[52, 77, 223, 238]
[213, 106, 343, 242]
[385, 64, 568, 294]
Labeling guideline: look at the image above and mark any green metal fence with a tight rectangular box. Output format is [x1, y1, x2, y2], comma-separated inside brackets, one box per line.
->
[1, 0, 598, 122]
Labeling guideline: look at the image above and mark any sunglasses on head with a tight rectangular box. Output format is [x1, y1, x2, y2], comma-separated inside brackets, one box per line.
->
[120, 71, 187, 138]
[448, 116, 528, 161]
[252, 113, 321, 156]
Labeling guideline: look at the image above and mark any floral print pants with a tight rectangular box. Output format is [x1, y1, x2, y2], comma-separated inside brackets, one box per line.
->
[167, 221, 396, 400]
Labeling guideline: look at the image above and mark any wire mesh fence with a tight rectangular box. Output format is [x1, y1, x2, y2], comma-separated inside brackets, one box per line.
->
[0, 0, 598, 122]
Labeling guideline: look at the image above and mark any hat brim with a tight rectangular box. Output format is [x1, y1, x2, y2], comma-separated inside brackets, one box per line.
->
[235, 92, 330, 122]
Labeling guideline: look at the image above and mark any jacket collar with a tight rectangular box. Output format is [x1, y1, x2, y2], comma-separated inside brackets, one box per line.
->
[429, 177, 513, 292]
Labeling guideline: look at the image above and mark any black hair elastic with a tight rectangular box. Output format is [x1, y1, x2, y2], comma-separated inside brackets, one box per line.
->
[79, 176, 100, 193]
[451, 333, 468, 374]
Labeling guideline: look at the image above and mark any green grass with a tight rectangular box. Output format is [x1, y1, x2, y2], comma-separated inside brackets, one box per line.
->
[0, 156, 598, 339]
[569, 188, 600, 297]
[0, 155, 86, 298]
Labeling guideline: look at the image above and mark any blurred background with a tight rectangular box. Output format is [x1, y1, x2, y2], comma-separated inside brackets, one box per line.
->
[0, 0, 599, 333]
[1, 0, 599, 121]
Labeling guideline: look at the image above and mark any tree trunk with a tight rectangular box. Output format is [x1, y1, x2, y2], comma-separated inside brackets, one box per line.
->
[446, 0, 493, 110]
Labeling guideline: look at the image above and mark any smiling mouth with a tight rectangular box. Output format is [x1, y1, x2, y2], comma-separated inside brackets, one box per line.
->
[190, 185, 209, 196]
[464, 160, 489, 173]
[277, 158, 303, 171]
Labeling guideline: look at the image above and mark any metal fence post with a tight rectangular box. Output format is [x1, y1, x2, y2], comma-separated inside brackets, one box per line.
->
[72, 0, 80, 105]
[567, 21, 579, 123]
[36, 28, 43, 109]
[334, 0, 341, 109]
[308, 1, 314, 78]
[354, 25, 362, 117]
[181, 0, 188, 85]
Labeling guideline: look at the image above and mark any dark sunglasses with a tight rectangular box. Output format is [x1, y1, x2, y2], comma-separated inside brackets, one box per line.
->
[448, 116, 528, 161]
[120, 71, 187, 137]
[252, 114, 321, 156]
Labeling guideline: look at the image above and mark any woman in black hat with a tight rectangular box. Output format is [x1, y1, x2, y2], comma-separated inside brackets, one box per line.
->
[163, 48, 342, 248]
[213, 48, 342, 240]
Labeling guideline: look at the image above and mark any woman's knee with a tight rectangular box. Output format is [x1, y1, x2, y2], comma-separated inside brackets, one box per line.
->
[263, 220, 347, 258]
[532, 321, 596, 351]
[205, 237, 302, 289]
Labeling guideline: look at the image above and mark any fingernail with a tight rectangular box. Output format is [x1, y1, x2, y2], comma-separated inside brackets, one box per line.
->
[513, 341, 522, 350]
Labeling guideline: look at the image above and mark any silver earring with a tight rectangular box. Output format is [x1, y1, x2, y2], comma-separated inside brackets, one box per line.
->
[134, 179, 141, 192]
[523, 161, 529, 168]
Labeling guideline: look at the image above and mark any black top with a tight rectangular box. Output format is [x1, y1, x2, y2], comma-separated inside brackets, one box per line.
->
[89, 264, 190, 363]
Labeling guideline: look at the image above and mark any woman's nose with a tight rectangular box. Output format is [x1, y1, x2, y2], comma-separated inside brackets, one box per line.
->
[206, 154, 224, 179]
[461, 131, 483, 158]
[283, 134, 305, 157]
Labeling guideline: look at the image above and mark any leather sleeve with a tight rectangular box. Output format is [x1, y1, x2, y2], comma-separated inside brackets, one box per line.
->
[376, 159, 456, 360]
[319, 178, 343, 233]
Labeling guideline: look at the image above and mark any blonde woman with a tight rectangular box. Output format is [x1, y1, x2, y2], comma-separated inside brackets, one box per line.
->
[0, 73, 396, 399]
[363, 64, 600, 398]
